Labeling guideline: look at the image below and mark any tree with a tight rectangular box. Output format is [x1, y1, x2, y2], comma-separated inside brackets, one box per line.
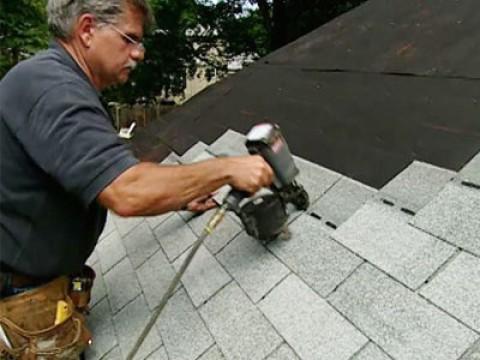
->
[0, 0, 49, 78]
[250, 0, 367, 51]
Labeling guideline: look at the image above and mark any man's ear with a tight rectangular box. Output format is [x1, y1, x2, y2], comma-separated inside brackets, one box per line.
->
[76, 14, 96, 47]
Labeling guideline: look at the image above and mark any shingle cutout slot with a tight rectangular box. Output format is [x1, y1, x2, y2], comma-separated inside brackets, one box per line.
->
[382, 199, 395, 206]
[400, 208, 416, 216]
[310, 212, 322, 220]
[461, 181, 480, 190]
[325, 221, 337, 229]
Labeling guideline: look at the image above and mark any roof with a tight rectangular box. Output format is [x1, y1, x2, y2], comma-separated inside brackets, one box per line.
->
[84, 129, 480, 360]
[133, 0, 480, 188]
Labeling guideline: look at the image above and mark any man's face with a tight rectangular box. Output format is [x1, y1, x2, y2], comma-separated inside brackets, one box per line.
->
[88, 5, 145, 89]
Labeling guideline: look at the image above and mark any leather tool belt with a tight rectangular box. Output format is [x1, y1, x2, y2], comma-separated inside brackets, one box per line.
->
[0, 269, 94, 359]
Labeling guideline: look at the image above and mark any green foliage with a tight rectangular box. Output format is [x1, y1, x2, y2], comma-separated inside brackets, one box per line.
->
[0, 0, 49, 78]
[1, 0, 367, 103]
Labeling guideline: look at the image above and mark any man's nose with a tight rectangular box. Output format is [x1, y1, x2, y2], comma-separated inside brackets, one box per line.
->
[131, 47, 145, 62]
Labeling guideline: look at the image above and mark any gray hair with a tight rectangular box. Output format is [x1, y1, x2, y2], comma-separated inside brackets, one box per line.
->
[47, 0, 154, 39]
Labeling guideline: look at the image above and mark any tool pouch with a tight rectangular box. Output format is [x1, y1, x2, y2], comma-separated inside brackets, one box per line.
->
[0, 276, 92, 359]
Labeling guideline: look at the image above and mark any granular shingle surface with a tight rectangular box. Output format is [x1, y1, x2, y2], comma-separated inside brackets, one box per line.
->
[411, 183, 480, 256]
[86, 133, 480, 360]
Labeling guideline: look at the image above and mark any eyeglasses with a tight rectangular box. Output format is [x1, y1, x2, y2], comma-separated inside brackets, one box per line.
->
[109, 24, 145, 52]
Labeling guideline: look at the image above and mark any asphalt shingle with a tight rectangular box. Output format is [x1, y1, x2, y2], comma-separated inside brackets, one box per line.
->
[310, 176, 376, 228]
[113, 215, 145, 237]
[379, 161, 455, 212]
[269, 214, 363, 297]
[90, 261, 107, 308]
[208, 129, 248, 156]
[217, 232, 290, 303]
[136, 248, 177, 310]
[187, 209, 242, 254]
[145, 212, 174, 231]
[328, 263, 478, 360]
[333, 200, 455, 289]
[180, 141, 209, 163]
[351, 343, 391, 360]
[122, 222, 160, 269]
[156, 288, 214, 360]
[154, 213, 197, 261]
[104, 257, 142, 313]
[172, 245, 231, 307]
[461, 339, 480, 360]
[85, 298, 117, 360]
[259, 274, 367, 360]
[99, 213, 116, 241]
[265, 344, 300, 360]
[199, 282, 282, 360]
[96, 228, 127, 274]
[411, 183, 480, 257]
[145, 346, 169, 360]
[113, 295, 163, 359]
[459, 152, 480, 187]
[198, 346, 226, 360]
[420, 251, 480, 332]
[293, 156, 341, 203]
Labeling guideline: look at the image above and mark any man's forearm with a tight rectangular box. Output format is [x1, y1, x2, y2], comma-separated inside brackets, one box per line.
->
[98, 158, 233, 217]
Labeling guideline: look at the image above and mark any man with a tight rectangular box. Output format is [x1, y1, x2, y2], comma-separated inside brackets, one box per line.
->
[0, 0, 272, 356]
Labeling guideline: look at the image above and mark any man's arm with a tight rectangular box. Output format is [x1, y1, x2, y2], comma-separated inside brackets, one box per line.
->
[97, 155, 273, 217]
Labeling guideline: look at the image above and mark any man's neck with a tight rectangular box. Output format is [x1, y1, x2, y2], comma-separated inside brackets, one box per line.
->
[57, 38, 103, 91]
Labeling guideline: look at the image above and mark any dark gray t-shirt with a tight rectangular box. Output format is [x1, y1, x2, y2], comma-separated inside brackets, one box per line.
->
[0, 42, 139, 277]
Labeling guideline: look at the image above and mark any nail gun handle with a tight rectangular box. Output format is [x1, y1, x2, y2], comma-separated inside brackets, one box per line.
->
[223, 189, 249, 212]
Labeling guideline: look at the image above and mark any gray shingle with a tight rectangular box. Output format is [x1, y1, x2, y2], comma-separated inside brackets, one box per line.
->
[104, 257, 142, 313]
[172, 245, 231, 307]
[154, 213, 197, 261]
[198, 346, 225, 360]
[411, 183, 480, 257]
[96, 229, 127, 274]
[100, 346, 122, 360]
[293, 156, 341, 203]
[90, 262, 107, 308]
[333, 201, 455, 289]
[208, 129, 248, 156]
[217, 232, 290, 303]
[187, 209, 242, 254]
[199, 282, 282, 360]
[310, 177, 376, 227]
[86, 249, 99, 267]
[269, 214, 362, 297]
[328, 263, 478, 360]
[136, 249, 177, 310]
[420, 251, 480, 332]
[379, 161, 455, 212]
[160, 152, 180, 165]
[146, 346, 169, 360]
[113, 295, 163, 360]
[459, 152, 480, 187]
[180, 141, 209, 163]
[113, 214, 145, 237]
[122, 222, 160, 269]
[156, 288, 214, 360]
[145, 212, 174, 231]
[259, 274, 367, 360]
[265, 344, 300, 360]
[351, 343, 391, 360]
[461, 339, 480, 360]
[85, 298, 117, 360]
[99, 213, 116, 241]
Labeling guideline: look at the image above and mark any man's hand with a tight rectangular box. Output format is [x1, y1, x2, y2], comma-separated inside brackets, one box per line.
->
[184, 193, 217, 212]
[227, 155, 274, 194]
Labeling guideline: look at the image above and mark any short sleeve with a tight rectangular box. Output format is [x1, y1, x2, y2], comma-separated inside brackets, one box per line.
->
[16, 82, 139, 206]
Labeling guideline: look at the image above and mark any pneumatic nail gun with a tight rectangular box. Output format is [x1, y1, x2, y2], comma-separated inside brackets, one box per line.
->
[224, 123, 310, 243]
